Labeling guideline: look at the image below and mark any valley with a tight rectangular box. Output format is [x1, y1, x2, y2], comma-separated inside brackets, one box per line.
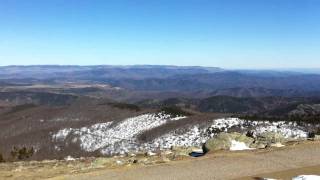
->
[0, 66, 319, 179]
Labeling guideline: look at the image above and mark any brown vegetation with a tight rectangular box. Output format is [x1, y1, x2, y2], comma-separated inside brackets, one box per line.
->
[0, 153, 4, 163]
[11, 146, 34, 160]
[106, 102, 141, 111]
[0, 96, 148, 160]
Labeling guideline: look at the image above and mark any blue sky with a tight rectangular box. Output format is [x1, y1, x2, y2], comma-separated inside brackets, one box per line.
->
[0, 0, 319, 68]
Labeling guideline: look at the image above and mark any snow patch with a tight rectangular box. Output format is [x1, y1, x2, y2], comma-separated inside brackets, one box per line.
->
[170, 116, 187, 121]
[230, 140, 253, 151]
[52, 128, 73, 141]
[64, 156, 75, 161]
[292, 175, 320, 180]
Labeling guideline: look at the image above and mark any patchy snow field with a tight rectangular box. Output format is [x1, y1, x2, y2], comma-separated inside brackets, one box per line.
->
[52, 115, 309, 155]
[53, 113, 187, 155]
[144, 118, 308, 151]
[207, 118, 308, 139]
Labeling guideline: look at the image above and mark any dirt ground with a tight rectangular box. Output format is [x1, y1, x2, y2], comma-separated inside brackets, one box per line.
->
[1, 141, 320, 180]
[239, 165, 320, 180]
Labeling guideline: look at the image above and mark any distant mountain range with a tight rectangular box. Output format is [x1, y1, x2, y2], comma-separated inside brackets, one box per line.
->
[1, 65, 320, 98]
[1, 65, 320, 160]
[0, 65, 223, 80]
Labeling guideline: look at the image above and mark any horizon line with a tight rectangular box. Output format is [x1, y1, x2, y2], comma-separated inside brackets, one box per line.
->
[0, 64, 319, 70]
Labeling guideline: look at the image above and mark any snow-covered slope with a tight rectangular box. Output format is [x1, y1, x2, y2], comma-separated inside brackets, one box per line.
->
[53, 115, 308, 155]
[53, 113, 187, 155]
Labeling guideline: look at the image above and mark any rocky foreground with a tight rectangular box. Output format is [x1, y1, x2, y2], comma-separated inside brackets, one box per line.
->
[1, 140, 320, 180]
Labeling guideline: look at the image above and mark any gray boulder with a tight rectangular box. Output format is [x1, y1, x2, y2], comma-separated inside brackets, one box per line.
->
[171, 146, 200, 156]
[204, 132, 254, 152]
[255, 132, 285, 146]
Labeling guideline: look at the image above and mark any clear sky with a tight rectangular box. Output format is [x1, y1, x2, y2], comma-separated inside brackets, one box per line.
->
[0, 0, 319, 68]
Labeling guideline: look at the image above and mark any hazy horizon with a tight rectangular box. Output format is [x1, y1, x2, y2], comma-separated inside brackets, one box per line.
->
[1, 64, 320, 74]
[1, 0, 319, 68]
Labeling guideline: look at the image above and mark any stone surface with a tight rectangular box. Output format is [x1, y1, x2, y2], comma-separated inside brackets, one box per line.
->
[256, 132, 286, 145]
[171, 146, 200, 156]
[204, 133, 232, 151]
[204, 132, 254, 152]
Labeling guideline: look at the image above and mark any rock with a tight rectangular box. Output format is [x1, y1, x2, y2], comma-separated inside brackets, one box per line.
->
[171, 146, 199, 156]
[234, 133, 255, 146]
[204, 133, 232, 151]
[256, 132, 285, 145]
[204, 132, 254, 152]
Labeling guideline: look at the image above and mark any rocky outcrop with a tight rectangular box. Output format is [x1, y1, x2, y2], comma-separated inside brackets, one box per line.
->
[254, 132, 285, 147]
[204, 133, 233, 151]
[204, 132, 254, 152]
[204, 132, 287, 152]
[171, 146, 202, 156]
